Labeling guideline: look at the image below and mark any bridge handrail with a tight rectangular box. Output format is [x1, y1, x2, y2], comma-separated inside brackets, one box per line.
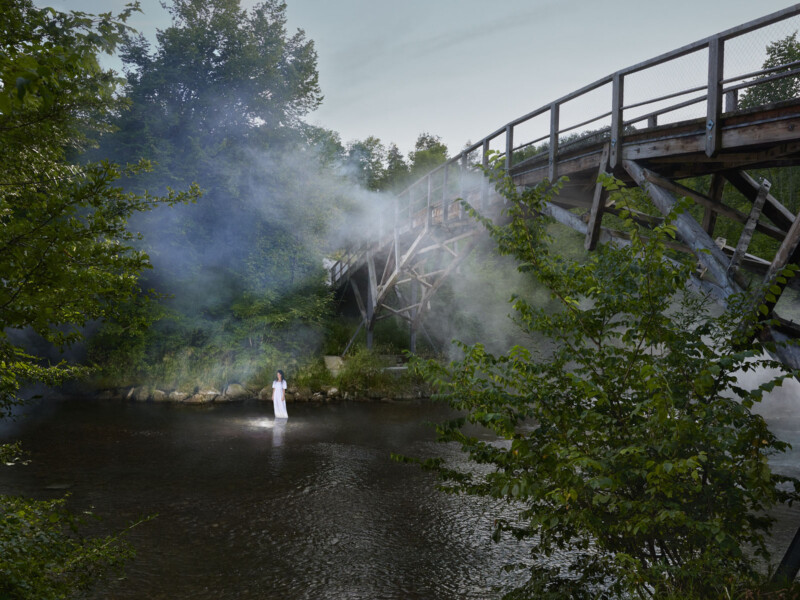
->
[329, 4, 800, 286]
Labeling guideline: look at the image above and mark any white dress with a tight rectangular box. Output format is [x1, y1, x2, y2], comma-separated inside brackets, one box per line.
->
[272, 380, 288, 419]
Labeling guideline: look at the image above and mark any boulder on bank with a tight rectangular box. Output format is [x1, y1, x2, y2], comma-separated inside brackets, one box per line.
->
[169, 391, 189, 402]
[185, 389, 219, 404]
[258, 387, 271, 401]
[152, 389, 168, 402]
[132, 387, 150, 402]
[218, 383, 248, 402]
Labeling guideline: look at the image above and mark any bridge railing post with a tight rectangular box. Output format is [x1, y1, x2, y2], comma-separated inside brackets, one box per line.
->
[706, 35, 724, 157]
[548, 102, 559, 182]
[505, 124, 514, 175]
[459, 153, 468, 220]
[481, 139, 490, 209]
[426, 174, 432, 228]
[442, 162, 449, 223]
[610, 72, 624, 169]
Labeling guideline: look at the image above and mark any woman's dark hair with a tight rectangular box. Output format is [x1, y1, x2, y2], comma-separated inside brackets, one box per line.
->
[277, 369, 285, 381]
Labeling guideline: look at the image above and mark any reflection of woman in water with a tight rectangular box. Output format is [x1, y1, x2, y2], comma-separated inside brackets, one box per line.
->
[272, 370, 288, 419]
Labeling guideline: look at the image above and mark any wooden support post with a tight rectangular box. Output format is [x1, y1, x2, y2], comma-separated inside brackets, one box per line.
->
[728, 178, 771, 277]
[548, 102, 560, 182]
[481, 139, 490, 209]
[350, 279, 367, 322]
[702, 174, 724, 235]
[725, 89, 738, 112]
[366, 253, 378, 350]
[610, 72, 624, 169]
[585, 144, 610, 251]
[442, 163, 449, 223]
[647, 115, 658, 128]
[426, 175, 432, 228]
[706, 36, 724, 157]
[759, 204, 800, 316]
[409, 279, 418, 354]
[725, 170, 795, 232]
[459, 154, 468, 220]
[645, 173, 786, 241]
[624, 160, 740, 297]
[412, 235, 481, 330]
[393, 197, 400, 271]
[505, 125, 514, 174]
[773, 525, 800, 586]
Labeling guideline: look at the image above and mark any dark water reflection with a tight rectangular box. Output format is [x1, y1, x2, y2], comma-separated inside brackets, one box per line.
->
[0, 401, 534, 600]
[3, 387, 800, 599]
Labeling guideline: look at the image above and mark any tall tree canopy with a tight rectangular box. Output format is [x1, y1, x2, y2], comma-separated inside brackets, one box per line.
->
[0, 0, 198, 413]
[89, 0, 351, 387]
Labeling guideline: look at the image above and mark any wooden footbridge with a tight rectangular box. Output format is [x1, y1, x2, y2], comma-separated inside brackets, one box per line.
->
[330, 5, 800, 373]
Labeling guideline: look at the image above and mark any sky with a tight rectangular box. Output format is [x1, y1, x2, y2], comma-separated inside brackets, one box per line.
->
[40, 0, 799, 154]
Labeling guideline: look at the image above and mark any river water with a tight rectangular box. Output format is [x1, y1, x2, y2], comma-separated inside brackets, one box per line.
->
[0, 400, 535, 600]
[2, 388, 800, 599]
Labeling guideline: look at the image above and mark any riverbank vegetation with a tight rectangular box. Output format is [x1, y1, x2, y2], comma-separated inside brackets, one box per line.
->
[402, 164, 800, 599]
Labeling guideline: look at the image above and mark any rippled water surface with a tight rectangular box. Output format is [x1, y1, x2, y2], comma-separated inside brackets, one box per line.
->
[3, 388, 800, 599]
[0, 400, 534, 599]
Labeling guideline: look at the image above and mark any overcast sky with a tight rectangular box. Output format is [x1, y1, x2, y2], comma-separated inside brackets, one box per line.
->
[41, 0, 799, 154]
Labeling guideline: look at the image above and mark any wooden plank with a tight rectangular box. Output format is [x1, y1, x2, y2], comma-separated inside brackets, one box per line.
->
[706, 37, 724, 157]
[624, 160, 741, 297]
[585, 143, 610, 250]
[728, 178, 771, 277]
[724, 170, 795, 232]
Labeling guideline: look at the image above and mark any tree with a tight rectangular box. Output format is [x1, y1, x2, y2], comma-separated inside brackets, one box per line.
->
[1, 1, 195, 596]
[86, 0, 353, 389]
[739, 32, 800, 109]
[0, 0, 198, 415]
[380, 142, 410, 191]
[346, 135, 386, 191]
[406, 166, 800, 599]
[408, 132, 448, 180]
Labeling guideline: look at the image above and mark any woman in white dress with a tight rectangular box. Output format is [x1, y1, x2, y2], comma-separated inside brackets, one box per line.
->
[272, 370, 288, 419]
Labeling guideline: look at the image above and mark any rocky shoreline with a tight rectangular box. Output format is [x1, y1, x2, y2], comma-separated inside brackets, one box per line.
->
[94, 382, 427, 404]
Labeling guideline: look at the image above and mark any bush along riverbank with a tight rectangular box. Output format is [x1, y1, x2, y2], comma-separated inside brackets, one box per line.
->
[87, 349, 431, 405]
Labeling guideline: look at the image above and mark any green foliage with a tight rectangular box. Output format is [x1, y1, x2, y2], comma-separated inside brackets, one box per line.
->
[0, 493, 141, 600]
[408, 164, 800, 598]
[90, 278, 334, 390]
[346, 135, 387, 191]
[740, 32, 800, 109]
[408, 132, 448, 180]
[291, 357, 333, 391]
[335, 347, 395, 395]
[1, 4, 195, 594]
[0, 0, 199, 414]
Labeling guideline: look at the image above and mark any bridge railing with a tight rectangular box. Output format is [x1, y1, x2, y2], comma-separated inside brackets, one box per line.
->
[330, 4, 800, 288]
